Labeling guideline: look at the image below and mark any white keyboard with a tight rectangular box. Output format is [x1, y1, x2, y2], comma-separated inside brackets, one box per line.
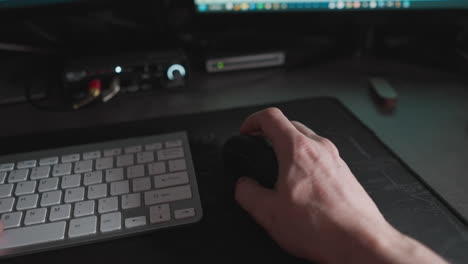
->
[0, 132, 203, 258]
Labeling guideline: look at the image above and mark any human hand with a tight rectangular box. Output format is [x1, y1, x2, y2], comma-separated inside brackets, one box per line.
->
[235, 108, 446, 264]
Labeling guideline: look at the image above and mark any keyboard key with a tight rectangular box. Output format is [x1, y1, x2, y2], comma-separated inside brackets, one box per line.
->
[125, 216, 146, 228]
[110, 180, 129, 196]
[38, 178, 59, 192]
[106, 168, 124, 182]
[144, 185, 192, 205]
[74, 160, 93, 174]
[154, 171, 189, 189]
[31, 166, 51, 180]
[40, 190, 62, 207]
[145, 143, 162, 151]
[149, 204, 170, 223]
[103, 148, 122, 157]
[148, 162, 166, 175]
[168, 159, 187, 172]
[17, 160, 36, 169]
[69, 216, 97, 238]
[132, 177, 151, 192]
[61, 174, 81, 189]
[24, 208, 47, 225]
[88, 184, 107, 200]
[0, 198, 15, 213]
[124, 145, 142, 154]
[1, 212, 22, 229]
[16, 194, 38, 210]
[157, 148, 184, 161]
[52, 163, 72, 177]
[127, 165, 145, 179]
[0, 172, 6, 183]
[0, 222, 66, 249]
[49, 204, 71, 221]
[96, 157, 113, 170]
[74, 200, 95, 217]
[174, 208, 196, 219]
[121, 193, 140, 209]
[84, 171, 103, 185]
[0, 184, 13, 198]
[0, 163, 14, 172]
[8, 169, 29, 183]
[15, 181, 37, 195]
[165, 140, 182, 148]
[100, 212, 122, 232]
[64, 187, 84, 203]
[39, 157, 58, 166]
[0, 133, 200, 255]
[83, 151, 101, 160]
[62, 154, 80, 163]
[137, 152, 154, 164]
[98, 197, 118, 213]
[116, 154, 134, 167]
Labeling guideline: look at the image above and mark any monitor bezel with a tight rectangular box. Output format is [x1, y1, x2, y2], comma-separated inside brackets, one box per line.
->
[0, 0, 112, 19]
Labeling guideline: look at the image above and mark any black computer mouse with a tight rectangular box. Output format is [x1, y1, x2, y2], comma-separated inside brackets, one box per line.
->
[223, 135, 278, 189]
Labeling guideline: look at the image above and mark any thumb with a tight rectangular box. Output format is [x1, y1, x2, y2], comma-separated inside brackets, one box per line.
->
[235, 177, 275, 229]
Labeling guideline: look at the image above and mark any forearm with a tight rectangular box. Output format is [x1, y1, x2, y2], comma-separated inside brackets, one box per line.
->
[331, 224, 448, 264]
[372, 230, 448, 264]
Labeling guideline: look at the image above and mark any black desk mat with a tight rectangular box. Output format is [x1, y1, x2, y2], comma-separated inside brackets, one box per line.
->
[4, 97, 468, 264]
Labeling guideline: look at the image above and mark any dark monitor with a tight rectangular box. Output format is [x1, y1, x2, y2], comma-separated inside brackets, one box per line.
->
[0, 0, 79, 8]
[194, 0, 468, 12]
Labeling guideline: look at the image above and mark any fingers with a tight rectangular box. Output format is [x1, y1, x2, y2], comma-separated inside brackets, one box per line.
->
[292, 121, 340, 156]
[235, 177, 275, 229]
[291, 121, 321, 140]
[240, 108, 300, 155]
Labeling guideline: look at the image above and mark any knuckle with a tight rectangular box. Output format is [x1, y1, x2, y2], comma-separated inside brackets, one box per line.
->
[291, 120, 300, 126]
[319, 137, 340, 156]
[293, 135, 319, 160]
[293, 134, 311, 151]
[263, 107, 283, 118]
[318, 137, 332, 146]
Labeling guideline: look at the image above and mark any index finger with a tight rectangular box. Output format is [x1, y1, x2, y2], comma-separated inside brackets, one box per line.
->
[240, 107, 300, 153]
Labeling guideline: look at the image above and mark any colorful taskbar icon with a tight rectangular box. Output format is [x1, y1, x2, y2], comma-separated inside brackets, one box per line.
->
[196, 1, 411, 12]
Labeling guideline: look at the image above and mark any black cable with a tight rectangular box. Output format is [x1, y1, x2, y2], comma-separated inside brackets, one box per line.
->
[23, 20, 61, 45]
[24, 70, 74, 113]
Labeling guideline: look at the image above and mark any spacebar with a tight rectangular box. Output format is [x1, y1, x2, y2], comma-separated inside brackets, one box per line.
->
[0, 222, 66, 249]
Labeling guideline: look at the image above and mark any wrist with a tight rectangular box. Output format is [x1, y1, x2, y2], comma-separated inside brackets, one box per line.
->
[338, 221, 400, 264]
[307, 218, 399, 264]
[332, 222, 447, 264]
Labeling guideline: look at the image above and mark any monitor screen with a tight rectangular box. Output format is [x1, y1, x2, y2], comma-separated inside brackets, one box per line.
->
[0, 0, 78, 8]
[194, 0, 468, 12]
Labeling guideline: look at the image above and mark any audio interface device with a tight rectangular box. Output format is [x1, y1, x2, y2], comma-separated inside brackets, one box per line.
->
[64, 50, 189, 98]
